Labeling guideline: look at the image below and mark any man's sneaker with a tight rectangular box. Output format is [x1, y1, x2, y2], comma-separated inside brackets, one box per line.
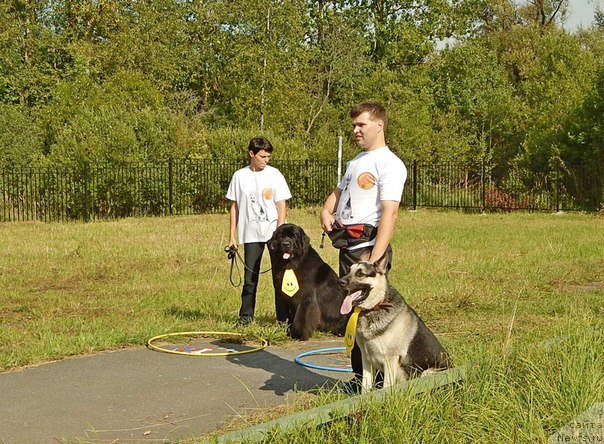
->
[340, 379, 362, 395]
[236, 316, 253, 327]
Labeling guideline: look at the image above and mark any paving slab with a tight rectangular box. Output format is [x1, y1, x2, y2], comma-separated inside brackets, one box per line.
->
[0, 338, 351, 443]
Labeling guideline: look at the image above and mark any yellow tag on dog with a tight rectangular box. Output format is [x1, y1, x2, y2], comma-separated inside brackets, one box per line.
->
[344, 307, 361, 355]
[282, 269, 299, 297]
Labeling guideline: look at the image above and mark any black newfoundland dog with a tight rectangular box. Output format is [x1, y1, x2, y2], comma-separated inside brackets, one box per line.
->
[268, 223, 347, 340]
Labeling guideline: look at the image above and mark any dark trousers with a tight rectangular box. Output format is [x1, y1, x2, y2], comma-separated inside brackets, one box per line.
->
[339, 244, 393, 382]
[239, 242, 265, 320]
[240, 242, 288, 322]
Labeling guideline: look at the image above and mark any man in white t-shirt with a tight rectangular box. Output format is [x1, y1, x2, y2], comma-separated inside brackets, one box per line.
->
[226, 137, 291, 325]
[321, 101, 407, 392]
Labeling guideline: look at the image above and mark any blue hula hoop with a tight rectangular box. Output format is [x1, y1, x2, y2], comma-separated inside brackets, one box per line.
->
[294, 346, 352, 373]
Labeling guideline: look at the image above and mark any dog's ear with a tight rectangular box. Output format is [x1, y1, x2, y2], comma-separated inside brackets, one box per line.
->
[296, 227, 310, 253]
[373, 251, 389, 272]
[267, 229, 278, 251]
[359, 250, 371, 262]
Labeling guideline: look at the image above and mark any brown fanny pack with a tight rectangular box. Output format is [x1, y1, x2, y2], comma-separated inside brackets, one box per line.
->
[327, 221, 377, 249]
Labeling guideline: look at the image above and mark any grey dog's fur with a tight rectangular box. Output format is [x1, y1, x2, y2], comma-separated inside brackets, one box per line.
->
[340, 253, 451, 392]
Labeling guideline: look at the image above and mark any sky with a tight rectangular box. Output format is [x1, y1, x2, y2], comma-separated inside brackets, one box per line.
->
[564, 0, 602, 29]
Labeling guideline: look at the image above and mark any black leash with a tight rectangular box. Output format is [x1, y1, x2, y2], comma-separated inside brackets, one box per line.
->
[225, 246, 272, 288]
[225, 246, 242, 287]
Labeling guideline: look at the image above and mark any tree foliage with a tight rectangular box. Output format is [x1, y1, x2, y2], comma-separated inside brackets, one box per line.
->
[0, 0, 602, 184]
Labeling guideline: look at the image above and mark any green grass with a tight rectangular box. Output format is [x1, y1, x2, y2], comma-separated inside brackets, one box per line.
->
[1, 209, 602, 371]
[247, 322, 604, 443]
[1, 209, 603, 442]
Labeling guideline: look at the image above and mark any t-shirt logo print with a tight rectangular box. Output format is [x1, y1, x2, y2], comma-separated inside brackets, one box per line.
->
[357, 172, 376, 189]
[249, 192, 267, 222]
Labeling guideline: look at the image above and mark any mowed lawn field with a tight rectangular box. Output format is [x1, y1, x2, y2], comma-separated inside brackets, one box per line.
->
[1, 208, 602, 372]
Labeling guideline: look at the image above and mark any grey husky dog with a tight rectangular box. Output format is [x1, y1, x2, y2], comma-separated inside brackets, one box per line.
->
[339, 252, 451, 392]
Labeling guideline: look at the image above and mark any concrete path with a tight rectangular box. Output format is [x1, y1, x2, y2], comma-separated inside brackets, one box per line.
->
[0, 338, 351, 443]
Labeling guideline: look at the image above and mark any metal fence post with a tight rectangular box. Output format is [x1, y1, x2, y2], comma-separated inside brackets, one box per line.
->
[555, 162, 561, 212]
[168, 157, 174, 216]
[412, 160, 418, 211]
[481, 157, 486, 212]
[83, 161, 91, 222]
[337, 135, 342, 184]
[305, 159, 309, 199]
[1, 169, 4, 222]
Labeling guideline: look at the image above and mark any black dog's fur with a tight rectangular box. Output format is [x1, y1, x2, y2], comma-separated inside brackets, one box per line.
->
[268, 224, 347, 340]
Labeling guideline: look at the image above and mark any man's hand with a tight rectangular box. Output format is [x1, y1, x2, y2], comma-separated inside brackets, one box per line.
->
[321, 209, 335, 233]
[321, 188, 341, 233]
[368, 200, 399, 263]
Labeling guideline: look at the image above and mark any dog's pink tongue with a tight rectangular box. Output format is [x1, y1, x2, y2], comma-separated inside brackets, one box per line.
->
[283, 253, 291, 259]
[340, 290, 362, 315]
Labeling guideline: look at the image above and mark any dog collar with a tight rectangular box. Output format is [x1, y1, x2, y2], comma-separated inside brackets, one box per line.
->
[369, 301, 393, 311]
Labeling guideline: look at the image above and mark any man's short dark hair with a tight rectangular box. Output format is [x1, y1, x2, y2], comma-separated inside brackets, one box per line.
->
[350, 101, 388, 129]
[248, 137, 274, 155]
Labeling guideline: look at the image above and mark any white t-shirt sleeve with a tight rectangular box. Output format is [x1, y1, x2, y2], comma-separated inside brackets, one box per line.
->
[379, 157, 407, 202]
[226, 173, 238, 201]
[272, 170, 291, 202]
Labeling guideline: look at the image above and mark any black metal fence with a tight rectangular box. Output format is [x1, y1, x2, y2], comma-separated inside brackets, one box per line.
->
[1, 159, 601, 222]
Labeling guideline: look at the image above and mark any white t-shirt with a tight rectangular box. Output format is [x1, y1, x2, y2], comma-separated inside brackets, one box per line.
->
[226, 165, 291, 243]
[336, 147, 406, 248]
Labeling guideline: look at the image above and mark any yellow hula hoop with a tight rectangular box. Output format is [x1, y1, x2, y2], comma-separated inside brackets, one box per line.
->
[146, 331, 268, 357]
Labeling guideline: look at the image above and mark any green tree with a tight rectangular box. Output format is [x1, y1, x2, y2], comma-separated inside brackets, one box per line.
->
[0, 0, 58, 106]
[429, 42, 521, 163]
[40, 71, 205, 165]
[0, 104, 43, 166]
[557, 63, 604, 209]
